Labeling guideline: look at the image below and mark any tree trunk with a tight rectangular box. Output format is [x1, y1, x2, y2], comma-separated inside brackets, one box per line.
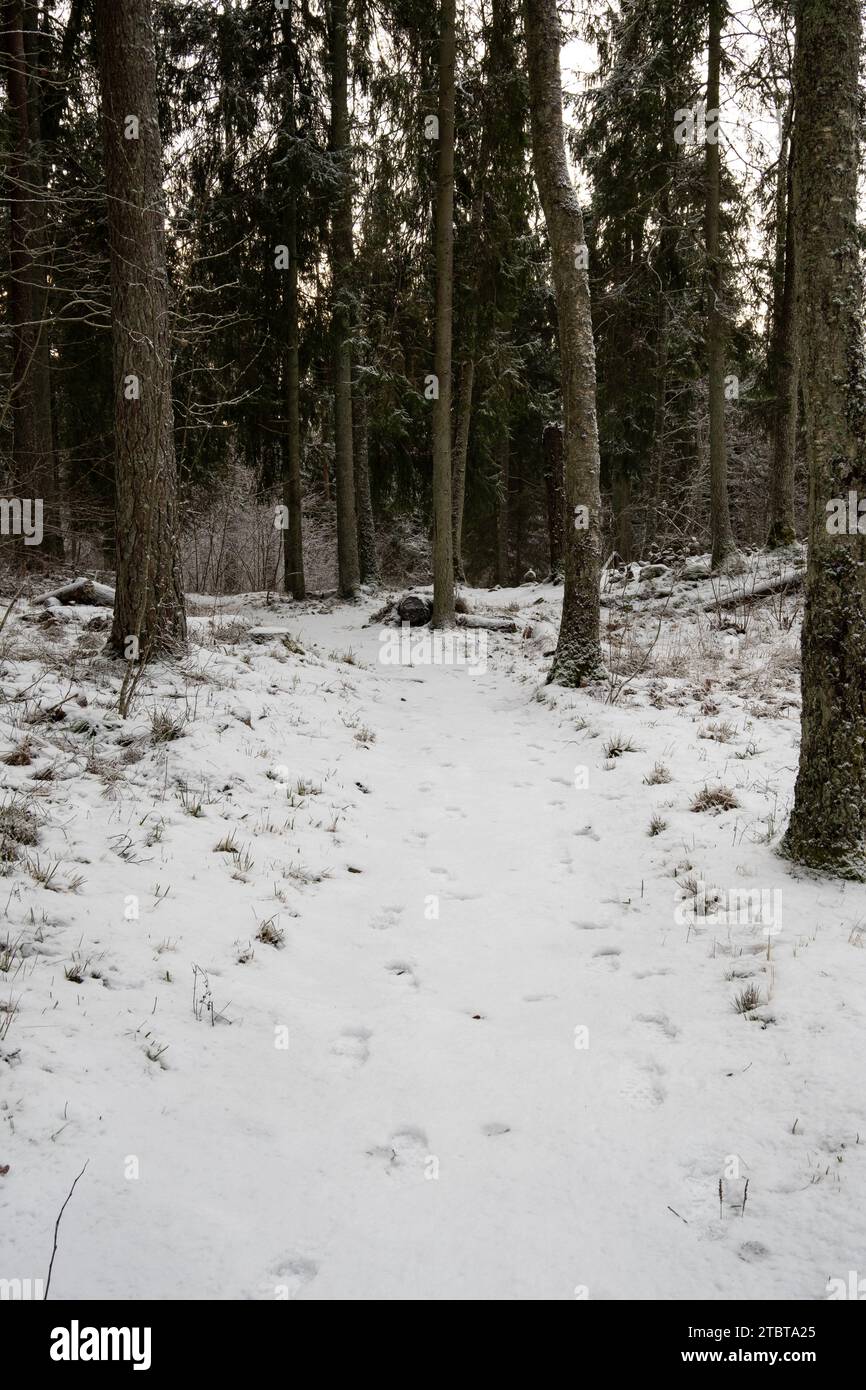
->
[329, 0, 360, 598]
[353, 382, 380, 583]
[782, 0, 866, 878]
[705, 0, 736, 568]
[451, 353, 474, 582]
[524, 0, 603, 683]
[95, 0, 187, 657]
[495, 419, 510, 585]
[3, 0, 60, 562]
[451, 0, 510, 581]
[612, 463, 633, 562]
[542, 421, 564, 578]
[766, 111, 798, 548]
[279, 4, 305, 599]
[431, 0, 456, 626]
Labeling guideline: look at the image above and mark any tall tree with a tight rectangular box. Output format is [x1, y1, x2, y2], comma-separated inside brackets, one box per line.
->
[705, 0, 736, 568]
[95, 0, 187, 656]
[3, 0, 61, 559]
[524, 0, 602, 684]
[431, 0, 456, 626]
[766, 99, 798, 547]
[329, 0, 360, 598]
[277, 0, 306, 598]
[781, 0, 866, 877]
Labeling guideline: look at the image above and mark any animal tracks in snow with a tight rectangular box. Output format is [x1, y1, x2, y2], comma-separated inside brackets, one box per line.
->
[331, 1027, 372, 1067]
[369, 904, 403, 931]
[368, 1127, 430, 1179]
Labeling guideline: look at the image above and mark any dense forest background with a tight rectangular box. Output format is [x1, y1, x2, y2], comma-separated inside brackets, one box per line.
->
[1, 0, 805, 595]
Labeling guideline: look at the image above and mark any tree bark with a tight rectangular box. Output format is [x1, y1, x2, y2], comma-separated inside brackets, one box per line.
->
[705, 0, 736, 568]
[451, 354, 474, 581]
[431, 0, 456, 626]
[782, 0, 866, 878]
[329, 0, 360, 598]
[524, 0, 603, 683]
[353, 381, 380, 583]
[495, 418, 510, 585]
[766, 110, 798, 548]
[95, 0, 187, 657]
[542, 421, 564, 578]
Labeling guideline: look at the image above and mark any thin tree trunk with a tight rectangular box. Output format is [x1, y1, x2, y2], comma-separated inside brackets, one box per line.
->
[451, 353, 474, 581]
[95, 0, 187, 657]
[3, 0, 59, 562]
[330, 0, 360, 598]
[451, 0, 510, 580]
[353, 382, 379, 583]
[542, 421, 564, 578]
[612, 464, 633, 562]
[524, 0, 603, 684]
[495, 419, 510, 585]
[431, 0, 456, 626]
[279, 3, 305, 599]
[782, 0, 866, 878]
[706, 0, 736, 568]
[766, 113, 798, 548]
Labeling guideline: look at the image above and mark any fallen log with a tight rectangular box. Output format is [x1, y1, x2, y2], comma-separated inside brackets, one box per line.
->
[35, 576, 115, 608]
[456, 613, 517, 632]
[700, 568, 804, 611]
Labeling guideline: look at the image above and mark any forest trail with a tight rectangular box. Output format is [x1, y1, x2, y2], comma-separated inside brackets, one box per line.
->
[3, 590, 864, 1301]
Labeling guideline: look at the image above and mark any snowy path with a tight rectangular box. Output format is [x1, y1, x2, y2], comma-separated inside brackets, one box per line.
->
[3, 590, 865, 1300]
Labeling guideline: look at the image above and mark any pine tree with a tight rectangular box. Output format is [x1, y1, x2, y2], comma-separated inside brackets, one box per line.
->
[95, 0, 187, 657]
[781, 0, 866, 878]
[705, 0, 736, 568]
[524, 0, 602, 684]
[329, 0, 360, 599]
[431, 0, 456, 626]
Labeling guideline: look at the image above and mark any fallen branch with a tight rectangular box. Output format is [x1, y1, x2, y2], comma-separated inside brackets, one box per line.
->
[44, 1159, 88, 1298]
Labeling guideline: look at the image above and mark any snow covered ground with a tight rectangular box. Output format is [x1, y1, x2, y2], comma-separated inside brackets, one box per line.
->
[2, 561, 865, 1300]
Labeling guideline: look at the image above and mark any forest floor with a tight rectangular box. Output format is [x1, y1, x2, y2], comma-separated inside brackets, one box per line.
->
[2, 555, 865, 1300]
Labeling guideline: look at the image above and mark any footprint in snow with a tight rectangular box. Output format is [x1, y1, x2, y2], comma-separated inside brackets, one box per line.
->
[618, 1060, 666, 1110]
[635, 1012, 679, 1040]
[369, 905, 403, 931]
[592, 946, 622, 971]
[482, 1122, 511, 1137]
[331, 1027, 371, 1066]
[270, 1257, 318, 1299]
[368, 1127, 430, 1178]
[385, 960, 418, 988]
